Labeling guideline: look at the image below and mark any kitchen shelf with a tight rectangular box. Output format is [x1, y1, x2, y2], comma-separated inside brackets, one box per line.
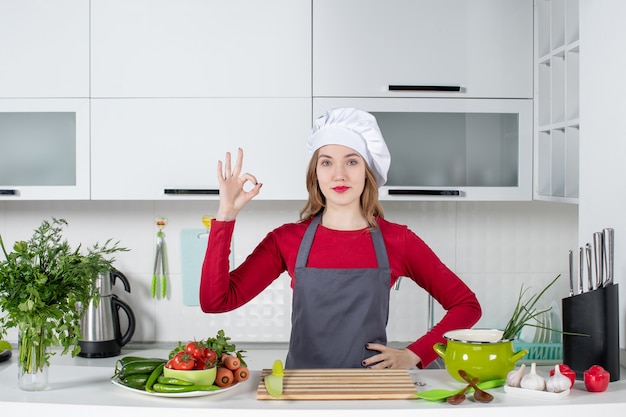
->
[534, 0, 580, 203]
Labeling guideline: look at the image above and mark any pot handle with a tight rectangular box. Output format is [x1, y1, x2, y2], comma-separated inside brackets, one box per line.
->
[112, 295, 136, 347]
[433, 342, 447, 359]
[510, 349, 529, 364]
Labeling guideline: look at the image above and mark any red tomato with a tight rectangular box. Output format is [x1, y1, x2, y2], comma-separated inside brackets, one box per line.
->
[185, 342, 204, 360]
[192, 348, 217, 370]
[172, 351, 195, 370]
[203, 348, 217, 363]
[549, 364, 576, 388]
[584, 365, 610, 392]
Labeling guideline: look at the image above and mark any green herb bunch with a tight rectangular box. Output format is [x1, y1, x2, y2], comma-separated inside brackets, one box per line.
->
[0, 218, 128, 373]
[502, 274, 560, 340]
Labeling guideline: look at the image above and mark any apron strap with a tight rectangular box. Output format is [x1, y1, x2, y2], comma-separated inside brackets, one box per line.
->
[295, 213, 390, 269]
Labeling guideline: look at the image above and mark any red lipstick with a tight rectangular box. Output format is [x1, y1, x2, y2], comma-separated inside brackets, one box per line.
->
[332, 186, 349, 193]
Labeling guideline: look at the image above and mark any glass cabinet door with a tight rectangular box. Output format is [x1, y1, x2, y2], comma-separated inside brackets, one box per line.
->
[313, 97, 532, 201]
[0, 99, 89, 200]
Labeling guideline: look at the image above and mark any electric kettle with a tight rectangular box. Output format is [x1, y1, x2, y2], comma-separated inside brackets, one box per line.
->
[78, 269, 136, 358]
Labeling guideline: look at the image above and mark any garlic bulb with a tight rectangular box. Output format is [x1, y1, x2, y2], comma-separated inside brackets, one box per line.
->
[506, 364, 526, 387]
[520, 362, 546, 391]
[546, 364, 571, 393]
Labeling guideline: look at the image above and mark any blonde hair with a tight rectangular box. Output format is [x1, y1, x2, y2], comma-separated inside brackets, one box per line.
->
[299, 149, 385, 228]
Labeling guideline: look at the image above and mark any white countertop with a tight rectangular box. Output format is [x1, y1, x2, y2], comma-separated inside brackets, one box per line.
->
[1, 346, 625, 417]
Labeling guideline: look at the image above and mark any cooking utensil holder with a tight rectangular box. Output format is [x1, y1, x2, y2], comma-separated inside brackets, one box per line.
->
[562, 283, 620, 381]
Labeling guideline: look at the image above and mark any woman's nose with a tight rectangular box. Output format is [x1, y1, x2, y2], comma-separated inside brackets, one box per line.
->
[333, 166, 346, 180]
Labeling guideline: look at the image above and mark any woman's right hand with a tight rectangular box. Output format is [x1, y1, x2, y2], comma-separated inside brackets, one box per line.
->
[215, 148, 262, 221]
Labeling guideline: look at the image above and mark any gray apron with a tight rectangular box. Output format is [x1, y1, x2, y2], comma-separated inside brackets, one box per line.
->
[285, 214, 391, 368]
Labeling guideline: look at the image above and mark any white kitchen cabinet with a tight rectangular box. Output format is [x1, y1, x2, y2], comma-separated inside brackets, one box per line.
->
[90, 99, 311, 200]
[313, 0, 533, 99]
[90, 0, 311, 98]
[0, 99, 90, 200]
[534, 0, 580, 203]
[0, 0, 89, 98]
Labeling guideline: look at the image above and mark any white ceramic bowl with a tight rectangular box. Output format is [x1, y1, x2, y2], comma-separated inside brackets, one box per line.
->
[163, 366, 217, 386]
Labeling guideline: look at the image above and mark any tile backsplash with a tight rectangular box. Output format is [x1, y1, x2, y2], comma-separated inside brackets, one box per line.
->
[0, 200, 578, 345]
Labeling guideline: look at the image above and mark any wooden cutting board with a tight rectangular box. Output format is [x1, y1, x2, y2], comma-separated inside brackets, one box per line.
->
[256, 368, 417, 400]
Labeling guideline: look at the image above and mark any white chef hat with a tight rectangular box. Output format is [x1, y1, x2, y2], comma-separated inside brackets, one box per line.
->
[308, 108, 391, 187]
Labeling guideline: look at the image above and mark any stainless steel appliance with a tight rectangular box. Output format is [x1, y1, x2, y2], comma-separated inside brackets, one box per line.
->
[78, 269, 135, 358]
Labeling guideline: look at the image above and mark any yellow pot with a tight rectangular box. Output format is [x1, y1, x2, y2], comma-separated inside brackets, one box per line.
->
[433, 329, 528, 382]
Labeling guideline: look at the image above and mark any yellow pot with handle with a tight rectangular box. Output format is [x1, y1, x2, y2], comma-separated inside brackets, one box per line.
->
[433, 329, 528, 382]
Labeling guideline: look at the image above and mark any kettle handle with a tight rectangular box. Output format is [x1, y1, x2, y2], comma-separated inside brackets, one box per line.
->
[112, 295, 136, 347]
[111, 269, 132, 293]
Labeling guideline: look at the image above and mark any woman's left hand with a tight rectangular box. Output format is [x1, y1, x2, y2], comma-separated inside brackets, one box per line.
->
[362, 343, 421, 370]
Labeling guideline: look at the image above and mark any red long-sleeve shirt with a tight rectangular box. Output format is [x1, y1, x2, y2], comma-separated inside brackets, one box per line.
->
[200, 217, 481, 368]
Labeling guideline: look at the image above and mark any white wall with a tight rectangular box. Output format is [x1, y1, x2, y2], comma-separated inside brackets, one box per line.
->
[0, 199, 577, 345]
[579, 0, 626, 350]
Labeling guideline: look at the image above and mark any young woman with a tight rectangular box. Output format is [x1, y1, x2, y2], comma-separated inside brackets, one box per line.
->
[200, 108, 481, 369]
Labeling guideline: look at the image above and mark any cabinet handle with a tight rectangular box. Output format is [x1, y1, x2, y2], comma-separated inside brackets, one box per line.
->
[164, 189, 219, 195]
[388, 85, 462, 92]
[0, 189, 18, 196]
[388, 189, 461, 196]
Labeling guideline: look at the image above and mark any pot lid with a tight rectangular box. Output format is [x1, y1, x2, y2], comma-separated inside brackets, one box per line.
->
[443, 329, 505, 343]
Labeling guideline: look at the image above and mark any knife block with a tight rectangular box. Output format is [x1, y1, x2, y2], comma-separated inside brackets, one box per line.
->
[561, 284, 620, 382]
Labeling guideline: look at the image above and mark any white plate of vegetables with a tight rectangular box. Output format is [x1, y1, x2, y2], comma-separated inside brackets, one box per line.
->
[110, 377, 241, 398]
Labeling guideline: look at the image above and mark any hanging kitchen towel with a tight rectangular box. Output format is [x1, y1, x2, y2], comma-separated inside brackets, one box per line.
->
[180, 229, 209, 307]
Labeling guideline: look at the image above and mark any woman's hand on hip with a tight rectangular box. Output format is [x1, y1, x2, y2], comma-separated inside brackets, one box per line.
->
[216, 148, 262, 221]
[362, 343, 421, 370]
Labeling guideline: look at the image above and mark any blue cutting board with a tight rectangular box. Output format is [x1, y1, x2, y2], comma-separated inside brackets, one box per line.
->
[180, 229, 209, 306]
[180, 228, 234, 306]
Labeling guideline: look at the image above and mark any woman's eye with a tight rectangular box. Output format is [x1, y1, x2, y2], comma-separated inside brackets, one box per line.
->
[347, 159, 358, 166]
[320, 160, 331, 167]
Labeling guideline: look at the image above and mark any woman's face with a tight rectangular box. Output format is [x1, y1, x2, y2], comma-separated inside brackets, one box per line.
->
[315, 144, 366, 209]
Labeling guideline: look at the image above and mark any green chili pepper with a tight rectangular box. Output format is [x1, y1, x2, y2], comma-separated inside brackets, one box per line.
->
[116, 356, 163, 371]
[152, 383, 221, 393]
[116, 360, 166, 379]
[145, 363, 166, 393]
[157, 375, 193, 386]
[120, 374, 149, 390]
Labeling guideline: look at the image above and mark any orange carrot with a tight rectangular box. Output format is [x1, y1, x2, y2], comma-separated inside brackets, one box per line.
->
[222, 354, 240, 370]
[233, 366, 249, 382]
[215, 366, 234, 387]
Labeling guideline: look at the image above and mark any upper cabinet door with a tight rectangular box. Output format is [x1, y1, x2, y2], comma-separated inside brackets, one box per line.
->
[91, 0, 311, 98]
[90, 98, 311, 200]
[0, 99, 90, 200]
[0, 0, 89, 98]
[313, 0, 533, 98]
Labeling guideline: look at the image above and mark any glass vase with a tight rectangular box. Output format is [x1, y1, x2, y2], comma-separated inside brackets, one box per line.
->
[17, 325, 49, 391]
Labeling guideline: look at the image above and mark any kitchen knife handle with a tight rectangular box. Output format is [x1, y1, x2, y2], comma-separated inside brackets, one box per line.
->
[585, 243, 593, 292]
[603, 228, 614, 286]
[568, 250, 574, 296]
[388, 189, 461, 196]
[164, 189, 219, 195]
[593, 232, 604, 290]
[0, 189, 18, 195]
[388, 85, 462, 92]
[578, 247, 584, 294]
